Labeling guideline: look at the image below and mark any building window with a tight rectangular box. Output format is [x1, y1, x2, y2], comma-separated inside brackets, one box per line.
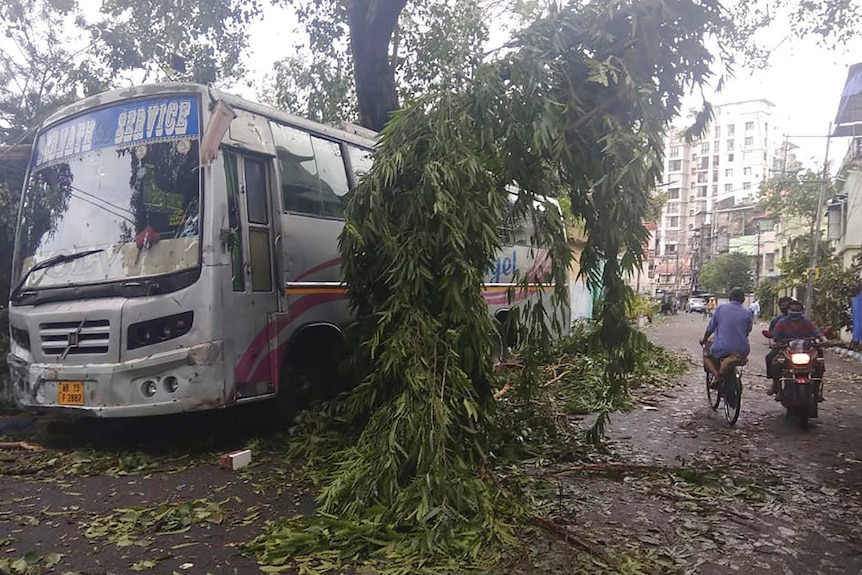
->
[698, 186, 707, 198]
[745, 136, 754, 147]
[668, 159, 682, 172]
[727, 152, 734, 162]
[691, 152, 697, 160]
[697, 172, 708, 183]
[689, 209, 694, 216]
[743, 182, 752, 191]
[712, 184, 718, 196]
[691, 166, 697, 175]
[725, 168, 733, 178]
[765, 252, 775, 270]
[698, 157, 709, 170]
[700, 142, 709, 154]
[670, 145, 681, 158]
[727, 124, 735, 136]
[714, 126, 721, 138]
[668, 187, 680, 199]
[667, 244, 677, 253]
[713, 154, 720, 167]
[726, 138, 734, 150]
[743, 166, 752, 176]
[724, 183, 732, 192]
[745, 121, 754, 131]
[669, 216, 679, 228]
[667, 203, 679, 214]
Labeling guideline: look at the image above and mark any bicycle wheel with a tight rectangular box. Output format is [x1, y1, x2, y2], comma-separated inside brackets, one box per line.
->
[723, 368, 742, 425]
[706, 371, 720, 410]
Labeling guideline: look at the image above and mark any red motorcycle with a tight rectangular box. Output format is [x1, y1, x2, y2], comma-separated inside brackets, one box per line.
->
[762, 329, 829, 430]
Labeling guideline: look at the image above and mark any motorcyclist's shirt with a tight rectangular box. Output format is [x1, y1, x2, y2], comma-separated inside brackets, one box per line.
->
[768, 314, 786, 332]
[773, 317, 821, 341]
[706, 301, 752, 358]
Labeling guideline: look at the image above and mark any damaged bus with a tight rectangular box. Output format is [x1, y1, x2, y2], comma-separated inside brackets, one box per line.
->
[7, 83, 566, 416]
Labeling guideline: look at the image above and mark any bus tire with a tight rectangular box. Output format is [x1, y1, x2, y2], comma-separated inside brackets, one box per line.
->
[278, 324, 347, 408]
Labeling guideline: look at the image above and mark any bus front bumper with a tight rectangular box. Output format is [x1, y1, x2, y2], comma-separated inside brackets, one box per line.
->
[8, 340, 226, 418]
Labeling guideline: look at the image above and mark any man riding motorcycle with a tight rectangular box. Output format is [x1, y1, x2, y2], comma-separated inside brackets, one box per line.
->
[770, 300, 826, 400]
[700, 287, 752, 384]
[765, 296, 794, 395]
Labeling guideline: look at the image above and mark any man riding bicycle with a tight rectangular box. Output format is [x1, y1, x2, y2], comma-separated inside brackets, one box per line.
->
[699, 287, 752, 384]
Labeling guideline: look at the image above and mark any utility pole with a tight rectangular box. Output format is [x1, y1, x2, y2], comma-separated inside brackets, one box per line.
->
[804, 123, 832, 312]
[755, 223, 761, 289]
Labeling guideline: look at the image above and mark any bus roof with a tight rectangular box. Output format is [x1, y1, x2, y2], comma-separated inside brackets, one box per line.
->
[40, 82, 379, 150]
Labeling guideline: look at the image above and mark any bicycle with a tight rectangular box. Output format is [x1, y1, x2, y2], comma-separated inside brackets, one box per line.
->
[702, 345, 745, 426]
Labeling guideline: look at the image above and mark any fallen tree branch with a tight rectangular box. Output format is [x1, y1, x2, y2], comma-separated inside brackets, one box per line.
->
[530, 514, 605, 557]
[493, 360, 525, 373]
[542, 368, 572, 388]
[494, 381, 514, 400]
[0, 441, 43, 451]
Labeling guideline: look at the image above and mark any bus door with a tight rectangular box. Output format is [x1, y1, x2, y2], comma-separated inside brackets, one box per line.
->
[223, 151, 279, 401]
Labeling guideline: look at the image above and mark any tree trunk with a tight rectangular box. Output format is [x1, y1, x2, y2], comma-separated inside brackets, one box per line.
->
[348, 0, 408, 132]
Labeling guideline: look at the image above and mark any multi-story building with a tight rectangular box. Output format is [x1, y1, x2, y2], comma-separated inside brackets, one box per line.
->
[653, 99, 791, 294]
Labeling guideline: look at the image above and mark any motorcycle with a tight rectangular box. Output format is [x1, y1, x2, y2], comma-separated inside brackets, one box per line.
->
[762, 328, 829, 430]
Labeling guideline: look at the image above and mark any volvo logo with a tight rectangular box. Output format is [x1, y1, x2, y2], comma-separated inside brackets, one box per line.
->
[61, 319, 87, 359]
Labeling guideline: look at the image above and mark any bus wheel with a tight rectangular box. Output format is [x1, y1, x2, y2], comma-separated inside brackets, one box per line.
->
[278, 327, 347, 409]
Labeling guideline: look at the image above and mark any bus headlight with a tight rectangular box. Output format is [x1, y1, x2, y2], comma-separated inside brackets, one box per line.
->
[163, 376, 179, 393]
[128, 312, 194, 350]
[142, 380, 157, 397]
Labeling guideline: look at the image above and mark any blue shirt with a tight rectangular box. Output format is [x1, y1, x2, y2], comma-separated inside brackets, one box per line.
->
[706, 301, 752, 357]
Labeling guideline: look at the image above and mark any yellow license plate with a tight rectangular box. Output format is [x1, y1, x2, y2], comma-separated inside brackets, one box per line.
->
[57, 381, 84, 406]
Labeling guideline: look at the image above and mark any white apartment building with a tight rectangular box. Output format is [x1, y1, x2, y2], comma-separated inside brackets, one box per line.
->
[652, 99, 790, 294]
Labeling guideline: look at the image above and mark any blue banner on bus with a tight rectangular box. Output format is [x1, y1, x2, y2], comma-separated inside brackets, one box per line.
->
[33, 96, 201, 168]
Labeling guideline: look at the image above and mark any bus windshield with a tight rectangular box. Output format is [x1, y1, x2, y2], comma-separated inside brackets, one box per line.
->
[14, 96, 202, 291]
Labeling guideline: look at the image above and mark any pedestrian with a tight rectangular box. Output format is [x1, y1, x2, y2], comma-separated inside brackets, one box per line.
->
[749, 298, 760, 319]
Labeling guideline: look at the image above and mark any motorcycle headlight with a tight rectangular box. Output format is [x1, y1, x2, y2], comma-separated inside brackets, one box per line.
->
[790, 352, 812, 365]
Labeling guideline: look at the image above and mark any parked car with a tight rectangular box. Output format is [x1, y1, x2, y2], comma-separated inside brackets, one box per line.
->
[687, 297, 707, 313]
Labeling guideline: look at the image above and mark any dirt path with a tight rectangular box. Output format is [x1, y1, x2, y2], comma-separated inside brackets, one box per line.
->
[558, 313, 862, 574]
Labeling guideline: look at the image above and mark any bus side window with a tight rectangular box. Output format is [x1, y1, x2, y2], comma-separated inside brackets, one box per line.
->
[346, 145, 373, 186]
[272, 124, 320, 215]
[224, 153, 244, 291]
[310, 136, 349, 218]
[498, 202, 515, 246]
[270, 122, 350, 219]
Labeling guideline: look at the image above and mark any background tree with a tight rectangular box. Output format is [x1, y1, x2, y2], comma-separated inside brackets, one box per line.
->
[758, 168, 834, 237]
[698, 253, 753, 293]
[88, 0, 262, 84]
[777, 237, 858, 329]
[266, 0, 490, 126]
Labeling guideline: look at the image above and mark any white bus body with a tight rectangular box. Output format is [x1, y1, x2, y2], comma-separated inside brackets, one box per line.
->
[7, 83, 566, 417]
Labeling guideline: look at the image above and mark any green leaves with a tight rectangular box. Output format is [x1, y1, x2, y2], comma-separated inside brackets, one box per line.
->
[83, 498, 225, 548]
[698, 253, 754, 293]
[254, 0, 727, 571]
